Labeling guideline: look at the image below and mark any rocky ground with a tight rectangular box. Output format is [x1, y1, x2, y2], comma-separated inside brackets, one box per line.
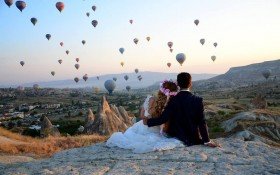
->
[1, 135, 279, 175]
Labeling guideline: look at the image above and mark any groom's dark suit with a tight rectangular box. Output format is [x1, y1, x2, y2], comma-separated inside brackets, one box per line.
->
[147, 91, 210, 146]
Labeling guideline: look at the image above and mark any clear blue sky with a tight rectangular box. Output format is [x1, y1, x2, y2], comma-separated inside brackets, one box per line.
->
[0, 0, 280, 85]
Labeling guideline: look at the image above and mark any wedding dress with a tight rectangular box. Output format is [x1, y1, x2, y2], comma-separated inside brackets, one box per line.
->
[106, 95, 184, 153]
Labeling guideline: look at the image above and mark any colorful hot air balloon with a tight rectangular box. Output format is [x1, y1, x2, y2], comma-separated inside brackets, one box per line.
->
[200, 39, 205, 45]
[66, 50, 69, 55]
[86, 12, 90, 17]
[75, 58, 79, 62]
[213, 42, 218, 47]
[135, 69, 139, 74]
[120, 62, 124, 67]
[129, 19, 133, 24]
[119, 48, 125, 54]
[30, 17, 37, 26]
[92, 5, 96, 11]
[20, 61, 25, 66]
[168, 42, 173, 48]
[74, 64, 80, 70]
[92, 20, 98, 27]
[126, 86, 131, 92]
[58, 59, 62, 64]
[146, 37, 151, 42]
[167, 63, 171, 68]
[60, 42, 63, 47]
[82, 40, 86, 45]
[262, 69, 271, 80]
[133, 38, 139, 44]
[74, 77, 79, 83]
[211, 56, 216, 62]
[56, 2, 64, 13]
[83, 74, 88, 81]
[51, 71, 55, 76]
[194, 19, 199, 26]
[113, 77, 117, 81]
[176, 53, 186, 66]
[104, 80, 116, 95]
[16, 1, 26, 12]
[4, 0, 13, 8]
[46, 34, 51, 40]
[124, 75, 129, 81]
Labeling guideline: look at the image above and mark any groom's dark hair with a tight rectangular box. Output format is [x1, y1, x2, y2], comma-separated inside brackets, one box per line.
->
[177, 72, 192, 89]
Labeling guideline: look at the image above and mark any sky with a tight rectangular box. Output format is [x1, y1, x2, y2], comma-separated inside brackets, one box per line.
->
[0, 0, 280, 85]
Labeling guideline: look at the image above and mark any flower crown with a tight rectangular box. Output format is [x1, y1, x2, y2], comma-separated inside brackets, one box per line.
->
[159, 79, 178, 96]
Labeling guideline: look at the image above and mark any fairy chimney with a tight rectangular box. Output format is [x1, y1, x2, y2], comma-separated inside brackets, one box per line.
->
[40, 116, 60, 137]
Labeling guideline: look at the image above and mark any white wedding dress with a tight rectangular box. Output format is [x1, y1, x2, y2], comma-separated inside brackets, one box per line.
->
[106, 95, 184, 153]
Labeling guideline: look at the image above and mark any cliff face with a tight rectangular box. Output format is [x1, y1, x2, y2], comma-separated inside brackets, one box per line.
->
[83, 96, 133, 135]
[2, 137, 279, 174]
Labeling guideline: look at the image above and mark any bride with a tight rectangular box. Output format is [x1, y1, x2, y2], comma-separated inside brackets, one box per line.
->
[106, 80, 184, 153]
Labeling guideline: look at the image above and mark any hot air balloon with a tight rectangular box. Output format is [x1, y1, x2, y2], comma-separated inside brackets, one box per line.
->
[74, 64, 80, 70]
[20, 61, 25, 66]
[92, 5, 96, 11]
[167, 63, 171, 68]
[74, 77, 79, 83]
[75, 58, 79, 62]
[213, 42, 218, 47]
[200, 39, 205, 45]
[83, 74, 88, 81]
[97, 76, 100, 80]
[133, 38, 139, 44]
[51, 71, 55, 76]
[120, 62, 124, 67]
[170, 49, 173, 53]
[60, 42, 63, 47]
[16, 1, 26, 12]
[262, 70, 271, 80]
[66, 50, 69, 55]
[82, 40, 86, 45]
[194, 19, 199, 26]
[30, 18, 37, 26]
[124, 75, 129, 81]
[92, 20, 98, 27]
[138, 77, 142, 81]
[113, 77, 117, 81]
[104, 80, 116, 95]
[56, 2, 64, 13]
[58, 59, 62, 64]
[17, 86, 25, 92]
[168, 42, 173, 48]
[129, 19, 133, 24]
[46, 34, 51, 40]
[146, 37, 151, 42]
[176, 53, 186, 66]
[86, 12, 90, 17]
[126, 86, 131, 92]
[211, 56, 216, 62]
[4, 0, 13, 8]
[33, 84, 39, 90]
[135, 69, 139, 74]
[119, 48, 125, 54]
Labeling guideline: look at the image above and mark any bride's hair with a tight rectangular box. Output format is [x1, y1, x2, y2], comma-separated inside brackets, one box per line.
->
[151, 81, 178, 118]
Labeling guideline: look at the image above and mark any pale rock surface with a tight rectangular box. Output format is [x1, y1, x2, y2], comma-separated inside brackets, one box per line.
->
[1, 137, 279, 175]
[40, 116, 60, 137]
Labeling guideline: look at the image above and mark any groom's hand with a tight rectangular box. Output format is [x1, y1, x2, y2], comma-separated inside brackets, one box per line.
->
[143, 118, 148, 125]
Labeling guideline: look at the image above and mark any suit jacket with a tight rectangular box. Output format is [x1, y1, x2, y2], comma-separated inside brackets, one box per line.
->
[147, 91, 210, 146]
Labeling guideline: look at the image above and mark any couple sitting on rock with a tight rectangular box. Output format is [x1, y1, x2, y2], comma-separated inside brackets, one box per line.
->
[107, 72, 219, 153]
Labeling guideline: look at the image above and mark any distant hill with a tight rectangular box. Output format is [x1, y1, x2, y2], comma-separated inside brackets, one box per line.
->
[193, 59, 280, 90]
[15, 72, 217, 90]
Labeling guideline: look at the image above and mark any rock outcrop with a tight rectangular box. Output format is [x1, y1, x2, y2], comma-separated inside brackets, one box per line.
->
[1, 137, 280, 174]
[83, 96, 133, 135]
[250, 95, 267, 109]
[40, 116, 60, 137]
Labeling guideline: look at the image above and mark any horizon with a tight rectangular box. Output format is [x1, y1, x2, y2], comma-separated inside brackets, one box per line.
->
[1, 0, 280, 85]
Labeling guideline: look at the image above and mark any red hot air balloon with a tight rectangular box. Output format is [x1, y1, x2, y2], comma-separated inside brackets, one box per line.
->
[5, 0, 13, 8]
[75, 58, 79, 62]
[167, 63, 171, 68]
[16, 1, 26, 12]
[56, 2, 64, 13]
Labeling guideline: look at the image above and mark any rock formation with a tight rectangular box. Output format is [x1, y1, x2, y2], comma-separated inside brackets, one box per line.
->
[83, 96, 133, 135]
[250, 95, 267, 109]
[40, 116, 60, 137]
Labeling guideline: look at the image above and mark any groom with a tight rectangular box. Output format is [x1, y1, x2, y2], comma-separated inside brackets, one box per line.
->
[143, 72, 218, 147]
